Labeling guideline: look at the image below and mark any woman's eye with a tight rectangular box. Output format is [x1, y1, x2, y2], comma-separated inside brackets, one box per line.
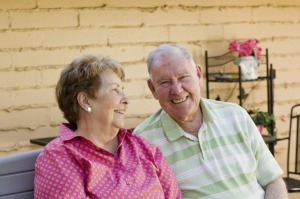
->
[112, 88, 119, 93]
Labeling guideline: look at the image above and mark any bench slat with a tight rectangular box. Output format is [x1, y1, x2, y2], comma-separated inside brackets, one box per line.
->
[0, 171, 35, 195]
[0, 149, 42, 198]
[0, 191, 33, 199]
[0, 149, 41, 175]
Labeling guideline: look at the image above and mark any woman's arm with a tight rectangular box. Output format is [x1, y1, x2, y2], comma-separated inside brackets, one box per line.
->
[154, 147, 182, 199]
[34, 149, 89, 199]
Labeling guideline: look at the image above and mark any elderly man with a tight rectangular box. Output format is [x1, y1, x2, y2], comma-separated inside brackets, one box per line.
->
[134, 44, 287, 198]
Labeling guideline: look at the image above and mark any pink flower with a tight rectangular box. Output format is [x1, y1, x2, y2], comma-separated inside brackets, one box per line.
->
[229, 39, 261, 59]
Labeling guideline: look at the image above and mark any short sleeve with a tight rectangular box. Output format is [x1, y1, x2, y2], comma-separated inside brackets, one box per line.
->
[244, 110, 283, 186]
[34, 148, 89, 198]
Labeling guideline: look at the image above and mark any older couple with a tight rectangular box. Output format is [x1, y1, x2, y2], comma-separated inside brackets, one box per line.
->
[34, 44, 287, 198]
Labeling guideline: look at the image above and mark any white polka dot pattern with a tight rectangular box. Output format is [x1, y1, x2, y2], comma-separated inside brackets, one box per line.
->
[34, 123, 181, 199]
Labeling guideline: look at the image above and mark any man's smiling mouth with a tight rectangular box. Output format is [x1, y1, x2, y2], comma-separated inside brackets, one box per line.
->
[172, 96, 188, 104]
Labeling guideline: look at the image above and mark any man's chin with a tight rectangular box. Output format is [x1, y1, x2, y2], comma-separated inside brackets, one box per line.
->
[169, 114, 191, 123]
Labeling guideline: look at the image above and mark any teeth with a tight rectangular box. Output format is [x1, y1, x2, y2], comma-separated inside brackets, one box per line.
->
[115, 110, 125, 114]
[172, 97, 187, 104]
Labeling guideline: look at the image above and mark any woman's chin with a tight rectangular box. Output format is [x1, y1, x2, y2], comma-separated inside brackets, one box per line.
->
[113, 122, 125, 130]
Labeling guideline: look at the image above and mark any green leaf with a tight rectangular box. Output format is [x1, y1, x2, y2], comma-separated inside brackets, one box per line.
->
[247, 109, 276, 136]
[233, 57, 241, 65]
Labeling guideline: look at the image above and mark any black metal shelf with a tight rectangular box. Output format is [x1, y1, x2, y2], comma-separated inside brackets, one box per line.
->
[207, 75, 269, 82]
[205, 49, 273, 107]
[205, 49, 276, 155]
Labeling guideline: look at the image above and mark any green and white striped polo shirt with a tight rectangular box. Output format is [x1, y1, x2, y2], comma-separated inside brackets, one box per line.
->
[134, 98, 283, 199]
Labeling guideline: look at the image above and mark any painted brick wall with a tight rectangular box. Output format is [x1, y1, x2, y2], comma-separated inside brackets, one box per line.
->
[0, 0, 299, 174]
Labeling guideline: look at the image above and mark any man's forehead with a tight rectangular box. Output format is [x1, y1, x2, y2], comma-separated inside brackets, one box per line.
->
[153, 55, 189, 67]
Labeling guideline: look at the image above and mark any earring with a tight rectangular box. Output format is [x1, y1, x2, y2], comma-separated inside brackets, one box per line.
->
[86, 106, 92, 113]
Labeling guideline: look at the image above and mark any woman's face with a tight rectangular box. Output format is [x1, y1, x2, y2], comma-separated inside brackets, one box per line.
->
[88, 70, 129, 129]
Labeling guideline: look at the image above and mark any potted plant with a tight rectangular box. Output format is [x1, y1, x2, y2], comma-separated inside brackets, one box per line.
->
[228, 39, 262, 80]
[247, 109, 276, 136]
[229, 39, 262, 63]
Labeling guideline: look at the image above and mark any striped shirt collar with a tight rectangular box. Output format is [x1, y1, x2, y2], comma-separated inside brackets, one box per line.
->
[161, 98, 215, 141]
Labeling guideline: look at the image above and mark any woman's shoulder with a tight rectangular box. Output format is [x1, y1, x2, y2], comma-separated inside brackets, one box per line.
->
[37, 137, 69, 160]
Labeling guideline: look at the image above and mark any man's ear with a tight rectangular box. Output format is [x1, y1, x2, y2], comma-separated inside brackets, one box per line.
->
[196, 65, 204, 86]
[77, 92, 89, 110]
[147, 79, 158, 99]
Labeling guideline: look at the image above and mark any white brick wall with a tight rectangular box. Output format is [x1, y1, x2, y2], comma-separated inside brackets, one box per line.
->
[11, 10, 78, 29]
[80, 10, 143, 27]
[0, 0, 36, 10]
[0, 52, 11, 69]
[12, 49, 80, 68]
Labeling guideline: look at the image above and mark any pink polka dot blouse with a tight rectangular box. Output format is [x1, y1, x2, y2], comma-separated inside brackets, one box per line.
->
[34, 123, 181, 199]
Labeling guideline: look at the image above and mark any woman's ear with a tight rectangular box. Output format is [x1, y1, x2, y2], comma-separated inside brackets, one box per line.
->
[77, 92, 89, 110]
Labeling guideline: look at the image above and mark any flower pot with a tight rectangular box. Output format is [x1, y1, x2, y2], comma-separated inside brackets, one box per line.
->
[239, 56, 259, 80]
[256, 124, 264, 134]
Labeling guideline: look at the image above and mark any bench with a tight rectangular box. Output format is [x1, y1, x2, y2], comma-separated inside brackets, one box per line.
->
[0, 149, 42, 199]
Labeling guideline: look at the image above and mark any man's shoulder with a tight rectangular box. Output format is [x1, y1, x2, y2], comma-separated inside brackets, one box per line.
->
[202, 98, 245, 113]
[125, 129, 160, 151]
[202, 98, 238, 108]
[134, 108, 164, 135]
[201, 98, 248, 122]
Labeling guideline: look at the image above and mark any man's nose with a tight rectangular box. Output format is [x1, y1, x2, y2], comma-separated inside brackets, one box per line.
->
[170, 81, 183, 94]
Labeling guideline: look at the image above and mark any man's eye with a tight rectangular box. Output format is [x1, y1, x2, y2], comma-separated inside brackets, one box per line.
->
[160, 81, 169, 85]
[180, 75, 189, 80]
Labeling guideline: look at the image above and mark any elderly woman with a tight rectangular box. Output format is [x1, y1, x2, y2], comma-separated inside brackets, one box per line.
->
[34, 54, 181, 199]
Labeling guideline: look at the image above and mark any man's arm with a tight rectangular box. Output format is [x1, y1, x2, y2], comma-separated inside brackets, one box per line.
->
[263, 177, 288, 199]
